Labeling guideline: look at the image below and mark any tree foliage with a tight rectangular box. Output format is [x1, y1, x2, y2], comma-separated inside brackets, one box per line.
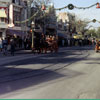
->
[96, 27, 100, 38]
[31, 0, 56, 28]
[86, 29, 97, 37]
[32, 0, 50, 11]
[74, 19, 89, 34]
[85, 27, 100, 38]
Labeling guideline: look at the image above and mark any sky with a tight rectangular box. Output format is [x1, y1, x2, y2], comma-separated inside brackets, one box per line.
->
[52, 0, 100, 28]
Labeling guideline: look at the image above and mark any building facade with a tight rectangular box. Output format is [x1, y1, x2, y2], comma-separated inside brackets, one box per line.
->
[45, 5, 57, 35]
[7, 0, 29, 38]
[57, 12, 76, 38]
[0, 0, 29, 39]
[57, 12, 76, 46]
[0, 1, 9, 39]
[31, 4, 57, 36]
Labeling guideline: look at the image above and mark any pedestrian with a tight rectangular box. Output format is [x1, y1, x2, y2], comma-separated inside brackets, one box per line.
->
[19, 37, 22, 48]
[10, 39, 15, 56]
[62, 39, 65, 47]
[24, 36, 27, 50]
[2, 38, 8, 55]
[68, 39, 70, 46]
[0, 38, 2, 52]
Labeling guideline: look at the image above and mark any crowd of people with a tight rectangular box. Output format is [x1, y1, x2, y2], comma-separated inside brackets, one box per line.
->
[0, 37, 15, 56]
[33, 34, 58, 53]
[0, 35, 32, 56]
[0, 33, 58, 56]
[59, 38, 92, 47]
[0, 33, 95, 56]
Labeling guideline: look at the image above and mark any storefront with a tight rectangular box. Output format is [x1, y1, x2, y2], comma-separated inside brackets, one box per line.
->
[0, 9, 8, 39]
[46, 24, 57, 35]
[0, 29, 7, 39]
[6, 29, 24, 37]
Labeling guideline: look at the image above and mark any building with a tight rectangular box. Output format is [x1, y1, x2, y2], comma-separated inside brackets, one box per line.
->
[7, 0, 29, 38]
[57, 12, 76, 37]
[0, 1, 9, 39]
[45, 4, 57, 36]
[57, 12, 70, 38]
[31, 4, 57, 36]
[57, 12, 76, 46]
[0, 0, 29, 39]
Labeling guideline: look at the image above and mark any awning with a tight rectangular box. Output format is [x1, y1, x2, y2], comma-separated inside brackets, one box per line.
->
[6, 29, 24, 37]
[73, 34, 83, 39]
[46, 24, 57, 29]
[58, 33, 67, 38]
[34, 29, 42, 33]
[0, 10, 7, 18]
[73, 35, 79, 39]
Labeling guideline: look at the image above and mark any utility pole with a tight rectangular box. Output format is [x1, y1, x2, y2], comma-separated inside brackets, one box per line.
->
[31, 21, 35, 50]
[27, 0, 32, 26]
[42, 5, 46, 35]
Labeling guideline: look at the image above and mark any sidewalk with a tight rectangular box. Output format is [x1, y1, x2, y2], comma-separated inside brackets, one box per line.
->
[0, 45, 94, 66]
[0, 47, 71, 65]
[0, 45, 94, 58]
[0, 47, 64, 59]
[0, 50, 32, 59]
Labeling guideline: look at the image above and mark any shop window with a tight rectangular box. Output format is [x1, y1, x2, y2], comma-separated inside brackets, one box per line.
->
[64, 26, 67, 31]
[1, 18, 5, 22]
[0, 32, 2, 37]
[58, 24, 62, 30]
[12, 0, 15, 3]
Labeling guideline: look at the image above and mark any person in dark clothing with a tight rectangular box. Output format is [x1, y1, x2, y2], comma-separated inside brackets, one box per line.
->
[19, 37, 22, 48]
[34, 37, 41, 53]
[10, 39, 15, 56]
[24, 37, 27, 50]
[40, 34, 46, 53]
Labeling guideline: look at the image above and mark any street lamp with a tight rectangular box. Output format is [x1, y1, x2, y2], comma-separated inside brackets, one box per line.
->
[31, 21, 35, 50]
[49, 3, 54, 8]
[42, 5, 46, 34]
[27, 0, 32, 26]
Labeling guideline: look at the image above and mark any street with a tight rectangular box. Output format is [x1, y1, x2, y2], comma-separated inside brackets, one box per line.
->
[1, 0, 100, 99]
[0, 46, 100, 99]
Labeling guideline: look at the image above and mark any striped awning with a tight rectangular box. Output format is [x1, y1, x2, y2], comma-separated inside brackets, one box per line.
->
[0, 10, 7, 18]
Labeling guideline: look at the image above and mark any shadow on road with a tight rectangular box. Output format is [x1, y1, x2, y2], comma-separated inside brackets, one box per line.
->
[1, 50, 88, 66]
[0, 48, 90, 96]
[0, 68, 64, 95]
[0, 67, 84, 96]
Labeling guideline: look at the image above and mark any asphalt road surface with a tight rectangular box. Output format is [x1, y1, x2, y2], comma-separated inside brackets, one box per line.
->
[0, 46, 100, 99]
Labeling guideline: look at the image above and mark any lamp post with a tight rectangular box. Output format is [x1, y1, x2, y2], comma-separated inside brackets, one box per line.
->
[42, 5, 46, 34]
[31, 21, 35, 50]
[27, 0, 32, 26]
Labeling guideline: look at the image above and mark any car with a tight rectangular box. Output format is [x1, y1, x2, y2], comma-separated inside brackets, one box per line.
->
[95, 41, 100, 52]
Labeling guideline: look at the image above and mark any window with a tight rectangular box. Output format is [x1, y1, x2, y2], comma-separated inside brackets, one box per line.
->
[12, 0, 15, 3]
[64, 26, 67, 31]
[0, 18, 5, 22]
[0, 32, 2, 37]
[58, 24, 62, 29]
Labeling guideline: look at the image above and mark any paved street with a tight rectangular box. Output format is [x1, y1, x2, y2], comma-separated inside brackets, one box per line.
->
[0, 46, 100, 99]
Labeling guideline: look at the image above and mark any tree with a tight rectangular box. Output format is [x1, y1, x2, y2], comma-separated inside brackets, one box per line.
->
[86, 29, 97, 38]
[31, 0, 57, 32]
[32, 0, 50, 7]
[73, 18, 89, 34]
[31, 0, 51, 16]
[96, 27, 100, 38]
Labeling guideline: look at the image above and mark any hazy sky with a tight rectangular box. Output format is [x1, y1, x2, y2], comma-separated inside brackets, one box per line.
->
[52, 0, 100, 28]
